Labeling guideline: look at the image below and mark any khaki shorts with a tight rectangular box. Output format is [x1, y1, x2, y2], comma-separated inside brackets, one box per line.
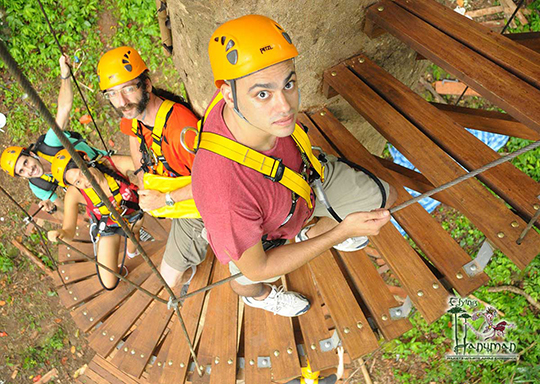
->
[311, 155, 390, 220]
[162, 218, 208, 272]
[228, 260, 281, 286]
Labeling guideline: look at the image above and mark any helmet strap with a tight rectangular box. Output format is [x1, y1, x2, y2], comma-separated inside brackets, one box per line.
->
[230, 79, 250, 124]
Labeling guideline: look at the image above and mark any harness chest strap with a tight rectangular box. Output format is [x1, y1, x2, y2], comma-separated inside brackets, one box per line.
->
[83, 173, 123, 221]
[197, 93, 324, 210]
[131, 99, 176, 176]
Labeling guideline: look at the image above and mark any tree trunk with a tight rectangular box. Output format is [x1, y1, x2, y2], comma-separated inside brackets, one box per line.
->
[167, 0, 427, 154]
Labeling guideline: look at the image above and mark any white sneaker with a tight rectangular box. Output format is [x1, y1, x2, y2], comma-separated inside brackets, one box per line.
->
[242, 285, 310, 317]
[295, 224, 369, 252]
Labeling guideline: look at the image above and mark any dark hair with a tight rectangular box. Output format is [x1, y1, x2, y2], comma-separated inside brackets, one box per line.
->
[137, 71, 195, 114]
[64, 159, 129, 187]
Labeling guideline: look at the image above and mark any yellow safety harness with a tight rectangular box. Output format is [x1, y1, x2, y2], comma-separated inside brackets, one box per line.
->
[196, 92, 324, 209]
[131, 99, 177, 176]
[82, 173, 125, 224]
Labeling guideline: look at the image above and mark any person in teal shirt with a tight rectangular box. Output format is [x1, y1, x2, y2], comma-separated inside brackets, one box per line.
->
[1, 55, 106, 212]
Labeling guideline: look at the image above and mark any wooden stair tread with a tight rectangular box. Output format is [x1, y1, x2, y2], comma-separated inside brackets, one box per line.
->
[365, 0, 540, 134]
[323, 62, 540, 270]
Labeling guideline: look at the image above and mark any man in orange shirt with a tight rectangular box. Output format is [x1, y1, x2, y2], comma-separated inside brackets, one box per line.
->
[97, 47, 206, 290]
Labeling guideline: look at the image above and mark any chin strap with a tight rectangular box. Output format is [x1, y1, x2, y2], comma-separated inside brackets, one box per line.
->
[229, 79, 249, 123]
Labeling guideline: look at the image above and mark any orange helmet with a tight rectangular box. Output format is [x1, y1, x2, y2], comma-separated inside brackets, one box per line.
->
[97, 46, 148, 90]
[1, 146, 26, 177]
[209, 15, 298, 87]
[50, 149, 74, 187]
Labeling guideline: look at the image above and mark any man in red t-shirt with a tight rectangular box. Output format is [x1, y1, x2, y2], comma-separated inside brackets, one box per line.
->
[192, 16, 397, 317]
[98, 47, 207, 290]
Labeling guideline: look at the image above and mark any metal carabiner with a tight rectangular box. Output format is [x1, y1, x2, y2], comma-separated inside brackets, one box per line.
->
[180, 126, 199, 155]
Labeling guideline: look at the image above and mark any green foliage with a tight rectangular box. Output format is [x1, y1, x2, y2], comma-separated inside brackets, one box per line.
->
[20, 327, 66, 370]
[0, 0, 178, 144]
[0, 242, 15, 272]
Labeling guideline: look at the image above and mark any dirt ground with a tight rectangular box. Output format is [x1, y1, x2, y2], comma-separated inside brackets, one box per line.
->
[0, 0, 531, 383]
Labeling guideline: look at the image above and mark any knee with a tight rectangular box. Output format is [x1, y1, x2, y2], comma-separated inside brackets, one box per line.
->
[159, 260, 182, 288]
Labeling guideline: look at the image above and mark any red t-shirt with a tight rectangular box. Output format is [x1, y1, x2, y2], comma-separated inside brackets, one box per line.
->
[192, 94, 315, 264]
[120, 100, 198, 176]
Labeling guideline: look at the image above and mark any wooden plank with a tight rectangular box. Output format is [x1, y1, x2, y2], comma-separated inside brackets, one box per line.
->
[261, 277, 301, 382]
[58, 240, 164, 309]
[92, 355, 145, 384]
[58, 242, 94, 263]
[465, 6, 504, 18]
[191, 262, 238, 384]
[392, 0, 537, 88]
[88, 359, 131, 384]
[146, 250, 214, 384]
[83, 369, 110, 384]
[70, 248, 163, 333]
[88, 272, 164, 358]
[112, 288, 172, 378]
[285, 264, 338, 372]
[323, 62, 540, 269]
[53, 261, 96, 287]
[140, 214, 170, 242]
[58, 277, 103, 309]
[505, 32, 540, 54]
[12, 239, 53, 278]
[339, 249, 412, 340]
[365, 0, 540, 134]
[309, 250, 379, 359]
[244, 305, 272, 384]
[499, 0, 528, 26]
[348, 55, 540, 229]
[432, 103, 540, 141]
[304, 112, 476, 303]
[434, 80, 480, 96]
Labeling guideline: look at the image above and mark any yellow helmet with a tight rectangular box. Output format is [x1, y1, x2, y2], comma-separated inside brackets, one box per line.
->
[97, 46, 148, 90]
[50, 149, 74, 187]
[1, 146, 26, 177]
[301, 359, 320, 380]
[208, 15, 298, 88]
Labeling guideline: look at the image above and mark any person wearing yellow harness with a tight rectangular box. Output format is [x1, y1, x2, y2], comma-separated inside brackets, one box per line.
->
[0, 55, 106, 213]
[48, 149, 142, 290]
[191, 15, 397, 317]
[97, 47, 206, 290]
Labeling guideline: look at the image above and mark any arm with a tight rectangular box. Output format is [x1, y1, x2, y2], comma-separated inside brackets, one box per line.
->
[129, 136, 144, 186]
[234, 210, 391, 281]
[55, 55, 73, 130]
[110, 155, 136, 174]
[47, 186, 83, 242]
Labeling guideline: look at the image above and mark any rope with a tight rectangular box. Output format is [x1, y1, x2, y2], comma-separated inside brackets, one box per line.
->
[35, 0, 109, 152]
[0, 185, 68, 291]
[389, 139, 540, 214]
[517, 203, 540, 245]
[455, 0, 526, 105]
[0, 39, 203, 377]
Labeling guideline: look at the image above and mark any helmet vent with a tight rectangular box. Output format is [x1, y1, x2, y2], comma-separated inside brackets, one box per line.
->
[214, 37, 219, 42]
[226, 39, 235, 51]
[282, 32, 292, 44]
[275, 24, 283, 31]
[227, 49, 238, 65]
[221, 36, 226, 45]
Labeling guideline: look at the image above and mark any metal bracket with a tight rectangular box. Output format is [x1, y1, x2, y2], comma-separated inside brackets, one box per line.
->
[389, 296, 413, 320]
[257, 356, 272, 368]
[319, 329, 341, 352]
[463, 240, 494, 277]
[237, 357, 245, 369]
